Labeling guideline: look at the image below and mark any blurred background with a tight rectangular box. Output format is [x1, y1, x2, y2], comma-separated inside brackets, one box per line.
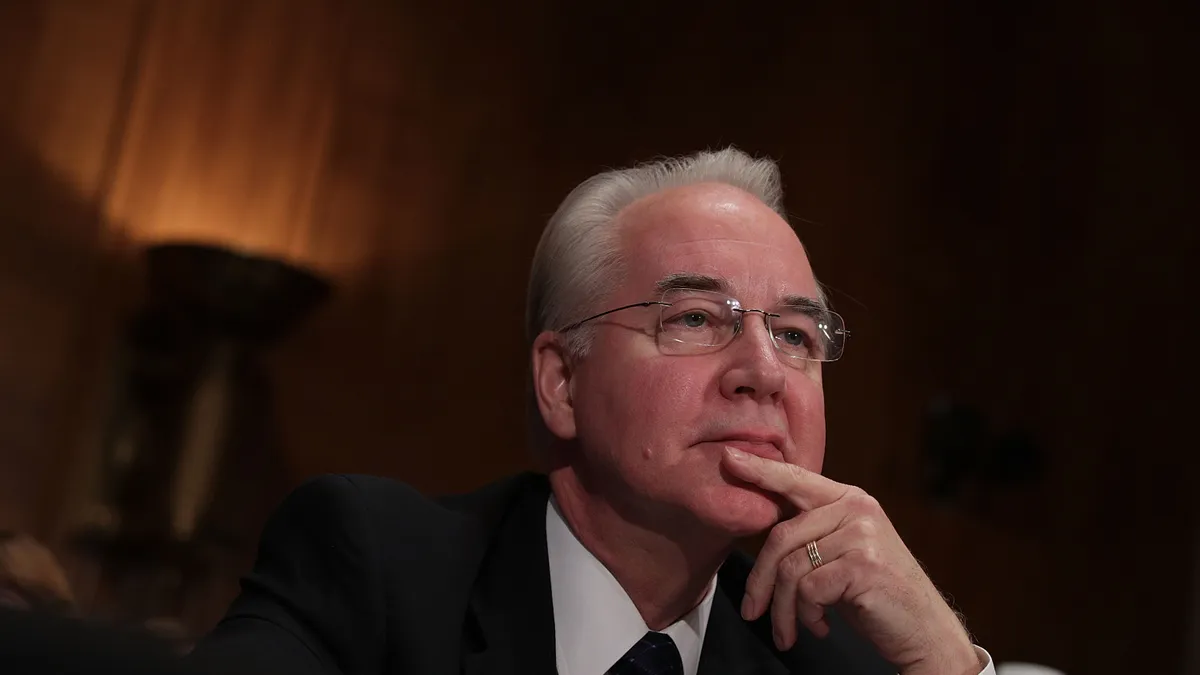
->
[0, 0, 1193, 672]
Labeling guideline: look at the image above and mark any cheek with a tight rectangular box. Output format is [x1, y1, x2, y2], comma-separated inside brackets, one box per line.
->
[785, 379, 827, 472]
[617, 369, 710, 449]
[577, 353, 715, 457]
[640, 365, 711, 428]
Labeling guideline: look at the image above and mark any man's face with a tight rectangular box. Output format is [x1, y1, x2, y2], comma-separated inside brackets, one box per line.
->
[567, 182, 826, 536]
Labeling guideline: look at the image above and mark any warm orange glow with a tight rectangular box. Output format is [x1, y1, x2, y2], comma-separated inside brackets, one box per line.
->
[9, 1, 140, 200]
[9, 0, 467, 288]
[90, 0, 372, 282]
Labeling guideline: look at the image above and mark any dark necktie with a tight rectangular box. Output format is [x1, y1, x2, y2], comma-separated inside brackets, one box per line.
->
[606, 631, 684, 675]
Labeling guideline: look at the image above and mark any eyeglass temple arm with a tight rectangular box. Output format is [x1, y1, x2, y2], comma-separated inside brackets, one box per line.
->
[557, 301, 667, 333]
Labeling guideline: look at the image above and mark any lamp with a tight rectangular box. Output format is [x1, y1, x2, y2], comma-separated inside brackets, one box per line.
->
[69, 242, 331, 624]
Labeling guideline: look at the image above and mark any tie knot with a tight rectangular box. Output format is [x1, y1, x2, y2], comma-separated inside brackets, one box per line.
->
[607, 631, 683, 675]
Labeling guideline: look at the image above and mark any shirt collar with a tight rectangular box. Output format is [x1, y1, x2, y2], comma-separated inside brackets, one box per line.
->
[546, 497, 716, 675]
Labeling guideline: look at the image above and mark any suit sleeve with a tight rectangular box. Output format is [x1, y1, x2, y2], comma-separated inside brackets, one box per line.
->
[189, 475, 388, 675]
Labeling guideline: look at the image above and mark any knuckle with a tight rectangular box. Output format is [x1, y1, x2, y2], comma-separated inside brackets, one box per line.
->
[843, 484, 868, 499]
[769, 513, 815, 549]
[862, 544, 883, 567]
[849, 517, 877, 540]
[759, 529, 793, 563]
[764, 519, 798, 550]
[846, 490, 881, 515]
[797, 568, 829, 601]
[779, 552, 808, 580]
[796, 571, 818, 598]
[848, 544, 883, 570]
[799, 602, 825, 625]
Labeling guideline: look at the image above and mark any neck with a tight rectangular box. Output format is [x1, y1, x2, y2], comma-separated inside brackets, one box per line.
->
[549, 467, 732, 631]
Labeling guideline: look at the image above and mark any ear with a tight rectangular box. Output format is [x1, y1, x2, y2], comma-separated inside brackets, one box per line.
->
[531, 330, 577, 440]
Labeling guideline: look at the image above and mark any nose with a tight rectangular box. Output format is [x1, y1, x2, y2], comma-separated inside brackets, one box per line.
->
[717, 310, 787, 403]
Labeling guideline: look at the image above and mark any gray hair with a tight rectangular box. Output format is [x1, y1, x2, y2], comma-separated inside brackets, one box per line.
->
[525, 147, 787, 358]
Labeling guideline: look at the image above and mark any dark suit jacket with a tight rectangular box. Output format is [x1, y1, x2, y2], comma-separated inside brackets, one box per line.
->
[190, 473, 894, 675]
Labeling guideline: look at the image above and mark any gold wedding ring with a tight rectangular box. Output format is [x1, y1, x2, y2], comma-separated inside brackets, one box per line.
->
[806, 540, 825, 570]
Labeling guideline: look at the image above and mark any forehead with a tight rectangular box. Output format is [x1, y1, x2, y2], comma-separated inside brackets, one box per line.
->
[615, 182, 819, 302]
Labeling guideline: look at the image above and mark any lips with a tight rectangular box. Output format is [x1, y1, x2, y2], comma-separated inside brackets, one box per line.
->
[703, 432, 785, 461]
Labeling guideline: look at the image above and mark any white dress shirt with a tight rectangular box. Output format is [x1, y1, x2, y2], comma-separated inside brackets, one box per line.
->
[547, 498, 715, 675]
[546, 497, 995, 675]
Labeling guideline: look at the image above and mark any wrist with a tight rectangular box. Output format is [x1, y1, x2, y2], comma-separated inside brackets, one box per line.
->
[899, 611, 980, 675]
[900, 641, 982, 675]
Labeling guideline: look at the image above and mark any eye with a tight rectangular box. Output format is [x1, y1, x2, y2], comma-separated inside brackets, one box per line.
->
[778, 328, 808, 347]
[664, 309, 716, 329]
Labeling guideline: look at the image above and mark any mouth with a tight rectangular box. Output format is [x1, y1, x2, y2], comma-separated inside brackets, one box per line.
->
[702, 433, 786, 462]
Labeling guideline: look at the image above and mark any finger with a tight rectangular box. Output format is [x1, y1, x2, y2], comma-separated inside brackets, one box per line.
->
[790, 525, 876, 609]
[806, 518, 890, 600]
[798, 602, 830, 639]
[769, 551, 804, 650]
[722, 446, 848, 510]
[742, 504, 843, 620]
[795, 557, 853, 611]
[773, 545, 843, 650]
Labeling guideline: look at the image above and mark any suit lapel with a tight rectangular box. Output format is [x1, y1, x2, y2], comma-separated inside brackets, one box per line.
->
[459, 474, 557, 675]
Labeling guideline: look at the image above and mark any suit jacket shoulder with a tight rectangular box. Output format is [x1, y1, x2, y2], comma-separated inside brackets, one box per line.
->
[190, 472, 546, 675]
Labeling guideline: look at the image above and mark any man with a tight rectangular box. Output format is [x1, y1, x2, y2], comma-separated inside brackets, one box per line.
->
[190, 148, 994, 674]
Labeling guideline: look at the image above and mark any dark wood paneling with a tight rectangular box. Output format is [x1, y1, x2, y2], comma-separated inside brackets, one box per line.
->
[0, 0, 1190, 671]
[0, 0, 143, 533]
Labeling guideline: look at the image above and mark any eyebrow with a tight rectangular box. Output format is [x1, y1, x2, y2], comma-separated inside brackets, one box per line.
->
[654, 272, 829, 316]
[779, 294, 830, 318]
[654, 272, 731, 295]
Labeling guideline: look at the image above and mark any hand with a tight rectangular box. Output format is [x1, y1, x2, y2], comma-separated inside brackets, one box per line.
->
[722, 446, 982, 675]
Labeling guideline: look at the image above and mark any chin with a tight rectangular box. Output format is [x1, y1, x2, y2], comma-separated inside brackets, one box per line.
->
[691, 484, 782, 538]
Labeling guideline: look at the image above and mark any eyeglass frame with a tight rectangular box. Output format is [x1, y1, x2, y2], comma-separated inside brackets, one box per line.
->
[556, 289, 849, 364]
